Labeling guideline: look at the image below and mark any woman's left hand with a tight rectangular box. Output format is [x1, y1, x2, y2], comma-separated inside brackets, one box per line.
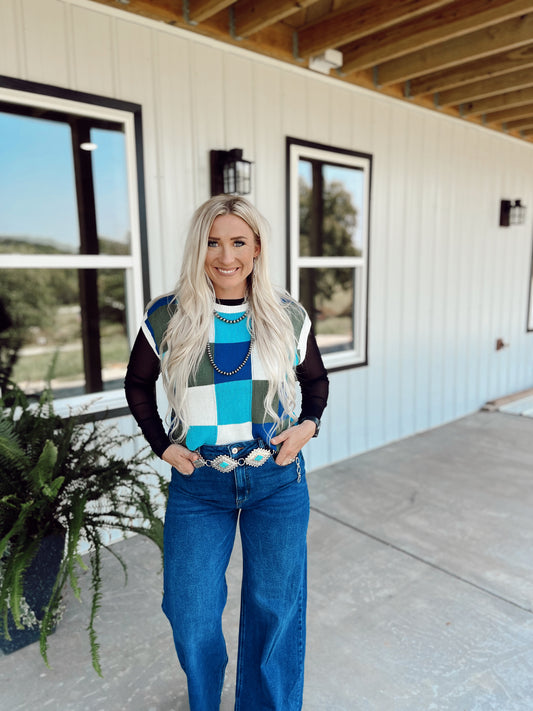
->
[270, 420, 317, 466]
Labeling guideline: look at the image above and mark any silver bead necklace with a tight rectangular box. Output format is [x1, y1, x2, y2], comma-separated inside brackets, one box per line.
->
[206, 337, 254, 376]
[208, 308, 253, 376]
[213, 310, 248, 324]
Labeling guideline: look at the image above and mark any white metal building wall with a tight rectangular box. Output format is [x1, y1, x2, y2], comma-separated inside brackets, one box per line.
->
[1, 0, 532, 471]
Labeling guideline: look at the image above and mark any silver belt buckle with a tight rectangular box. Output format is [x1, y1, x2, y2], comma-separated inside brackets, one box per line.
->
[193, 447, 272, 472]
[211, 455, 238, 472]
[243, 448, 272, 467]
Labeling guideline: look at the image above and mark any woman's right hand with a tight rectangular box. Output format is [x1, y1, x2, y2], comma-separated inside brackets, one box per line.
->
[161, 443, 199, 476]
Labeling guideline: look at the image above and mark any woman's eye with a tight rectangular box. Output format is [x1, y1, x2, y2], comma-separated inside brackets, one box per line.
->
[207, 240, 218, 248]
[233, 240, 245, 247]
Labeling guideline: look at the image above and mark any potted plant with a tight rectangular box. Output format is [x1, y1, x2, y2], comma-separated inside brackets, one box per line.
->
[0, 382, 167, 675]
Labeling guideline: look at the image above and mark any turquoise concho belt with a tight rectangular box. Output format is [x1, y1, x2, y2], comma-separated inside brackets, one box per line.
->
[193, 447, 272, 473]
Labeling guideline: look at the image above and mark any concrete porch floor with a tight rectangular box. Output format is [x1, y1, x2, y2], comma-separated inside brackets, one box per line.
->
[1, 410, 533, 710]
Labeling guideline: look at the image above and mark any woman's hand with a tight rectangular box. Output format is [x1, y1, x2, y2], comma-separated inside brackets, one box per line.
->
[270, 420, 317, 466]
[161, 443, 199, 475]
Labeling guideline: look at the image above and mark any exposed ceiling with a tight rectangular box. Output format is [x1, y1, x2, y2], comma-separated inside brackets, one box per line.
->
[90, 0, 533, 144]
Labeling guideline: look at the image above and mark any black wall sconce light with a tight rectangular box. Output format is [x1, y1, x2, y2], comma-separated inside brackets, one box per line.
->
[500, 199, 526, 227]
[210, 148, 252, 196]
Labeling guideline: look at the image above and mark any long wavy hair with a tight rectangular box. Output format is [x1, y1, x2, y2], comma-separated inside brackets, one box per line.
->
[161, 195, 300, 443]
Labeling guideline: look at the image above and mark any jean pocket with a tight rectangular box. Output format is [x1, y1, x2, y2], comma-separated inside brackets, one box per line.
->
[171, 466, 194, 480]
[272, 453, 299, 468]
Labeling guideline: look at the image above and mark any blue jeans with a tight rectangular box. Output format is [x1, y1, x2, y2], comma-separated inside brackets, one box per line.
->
[162, 439, 310, 711]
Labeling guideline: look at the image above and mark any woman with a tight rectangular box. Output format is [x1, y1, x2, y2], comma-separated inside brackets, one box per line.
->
[125, 195, 328, 710]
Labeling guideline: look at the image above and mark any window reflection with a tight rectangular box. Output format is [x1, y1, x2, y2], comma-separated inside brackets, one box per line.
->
[299, 267, 354, 354]
[299, 159, 364, 258]
[91, 128, 131, 253]
[0, 111, 131, 258]
[0, 268, 129, 397]
[0, 111, 80, 253]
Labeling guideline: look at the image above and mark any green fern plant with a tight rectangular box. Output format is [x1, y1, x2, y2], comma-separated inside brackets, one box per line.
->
[0, 383, 167, 675]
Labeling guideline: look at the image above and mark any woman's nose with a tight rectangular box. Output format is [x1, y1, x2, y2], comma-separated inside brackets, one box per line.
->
[220, 245, 233, 263]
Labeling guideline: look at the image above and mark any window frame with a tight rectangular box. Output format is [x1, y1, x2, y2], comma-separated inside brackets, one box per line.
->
[0, 76, 149, 416]
[286, 137, 372, 371]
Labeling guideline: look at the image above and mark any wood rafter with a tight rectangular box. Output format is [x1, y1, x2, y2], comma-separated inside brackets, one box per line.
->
[296, 0, 451, 60]
[462, 86, 533, 116]
[377, 12, 533, 86]
[86, 0, 533, 144]
[341, 0, 533, 75]
[234, 0, 318, 38]
[188, 1, 234, 24]
[408, 43, 533, 96]
[437, 67, 533, 106]
[92, 0, 181, 23]
[504, 117, 533, 129]
[484, 102, 533, 123]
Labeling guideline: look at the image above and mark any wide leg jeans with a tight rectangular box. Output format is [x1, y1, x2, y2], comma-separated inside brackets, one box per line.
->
[162, 439, 310, 711]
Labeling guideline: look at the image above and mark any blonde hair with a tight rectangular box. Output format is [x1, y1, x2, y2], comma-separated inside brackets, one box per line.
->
[161, 195, 300, 443]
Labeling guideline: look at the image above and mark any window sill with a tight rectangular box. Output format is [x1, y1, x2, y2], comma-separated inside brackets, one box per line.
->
[322, 350, 366, 371]
[53, 389, 130, 420]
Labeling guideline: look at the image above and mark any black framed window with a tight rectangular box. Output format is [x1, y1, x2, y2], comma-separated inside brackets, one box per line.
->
[287, 137, 371, 369]
[0, 80, 148, 405]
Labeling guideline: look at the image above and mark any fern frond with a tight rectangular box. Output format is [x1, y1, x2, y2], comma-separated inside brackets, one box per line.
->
[87, 545, 103, 677]
[102, 543, 128, 586]
[2, 537, 41, 630]
[27, 440, 59, 494]
[65, 496, 86, 601]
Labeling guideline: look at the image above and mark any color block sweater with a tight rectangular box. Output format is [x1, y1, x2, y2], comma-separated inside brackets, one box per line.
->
[125, 294, 328, 456]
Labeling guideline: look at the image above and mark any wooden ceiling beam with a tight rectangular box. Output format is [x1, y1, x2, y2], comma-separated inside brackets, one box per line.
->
[377, 12, 533, 86]
[340, 0, 533, 76]
[437, 67, 533, 106]
[90, 0, 181, 23]
[296, 0, 451, 60]
[484, 102, 533, 123]
[521, 126, 533, 135]
[408, 43, 533, 96]
[90, 0, 297, 60]
[504, 117, 533, 129]
[462, 86, 533, 116]
[188, 0, 234, 24]
[234, 0, 318, 38]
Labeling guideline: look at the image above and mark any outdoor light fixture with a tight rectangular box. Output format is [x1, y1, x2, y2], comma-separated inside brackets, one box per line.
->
[500, 199, 527, 227]
[210, 148, 252, 196]
[308, 48, 343, 75]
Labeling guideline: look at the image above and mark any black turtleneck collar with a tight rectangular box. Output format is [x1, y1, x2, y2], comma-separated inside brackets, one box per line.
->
[215, 297, 246, 306]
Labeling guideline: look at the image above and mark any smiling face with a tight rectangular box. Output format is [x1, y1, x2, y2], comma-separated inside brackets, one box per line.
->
[204, 214, 261, 299]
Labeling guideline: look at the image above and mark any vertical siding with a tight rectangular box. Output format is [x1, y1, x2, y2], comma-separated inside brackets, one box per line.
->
[2, 0, 533, 472]
[20, 0, 71, 85]
[70, 5, 115, 95]
[151, 32, 195, 289]
[0, 0, 22, 77]
[252, 62, 284, 277]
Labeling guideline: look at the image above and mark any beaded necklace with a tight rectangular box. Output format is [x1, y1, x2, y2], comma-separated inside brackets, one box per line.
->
[213, 310, 248, 324]
[207, 308, 252, 376]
